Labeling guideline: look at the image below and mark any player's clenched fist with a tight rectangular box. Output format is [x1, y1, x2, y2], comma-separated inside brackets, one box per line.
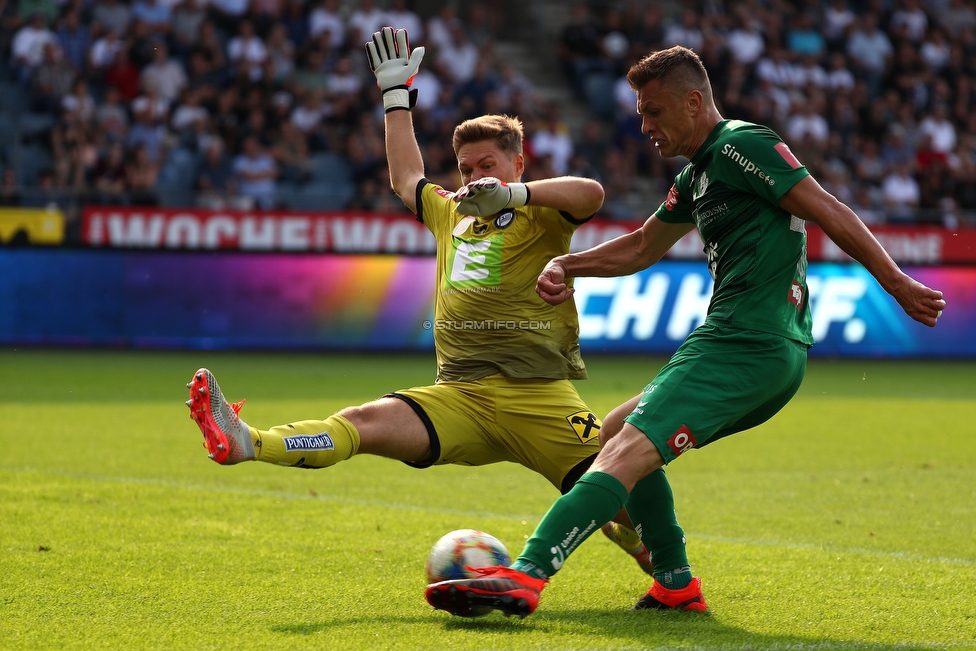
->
[454, 177, 530, 217]
[366, 27, 425, 113]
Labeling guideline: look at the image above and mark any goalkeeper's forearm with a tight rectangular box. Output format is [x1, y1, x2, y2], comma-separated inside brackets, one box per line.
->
[525, 176, 604, 219]
[384, 109, 425, 210]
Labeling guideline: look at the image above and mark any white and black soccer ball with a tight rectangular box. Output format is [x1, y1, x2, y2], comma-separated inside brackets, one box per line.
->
[425, 529, 512, 583]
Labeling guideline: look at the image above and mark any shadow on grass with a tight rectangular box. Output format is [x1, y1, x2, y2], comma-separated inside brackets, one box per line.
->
[272, 608, 944, 650]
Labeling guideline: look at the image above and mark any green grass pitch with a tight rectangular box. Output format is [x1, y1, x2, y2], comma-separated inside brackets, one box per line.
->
[1, 349, 974, 651]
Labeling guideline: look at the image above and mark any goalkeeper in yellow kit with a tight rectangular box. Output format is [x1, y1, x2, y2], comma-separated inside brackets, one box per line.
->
[187, 26, 700, 608]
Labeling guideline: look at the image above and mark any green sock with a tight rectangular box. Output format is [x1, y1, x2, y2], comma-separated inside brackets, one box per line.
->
[515, 471, 629, 578]
[624, 469, 693, 589]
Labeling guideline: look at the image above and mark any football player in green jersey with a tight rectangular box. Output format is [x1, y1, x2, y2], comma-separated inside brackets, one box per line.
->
[425, 45, 946, 619]
[187, 27, 694, 597]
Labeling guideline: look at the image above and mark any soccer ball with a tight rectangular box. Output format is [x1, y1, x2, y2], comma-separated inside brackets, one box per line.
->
[425, 529, 512, 583]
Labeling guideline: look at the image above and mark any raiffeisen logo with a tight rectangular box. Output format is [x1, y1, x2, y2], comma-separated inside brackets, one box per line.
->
[721, 143, 776, 185]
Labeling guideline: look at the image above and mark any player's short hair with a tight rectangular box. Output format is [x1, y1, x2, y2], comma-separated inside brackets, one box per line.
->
[452, 114, 524, 158]
[627, 46, 714, 103]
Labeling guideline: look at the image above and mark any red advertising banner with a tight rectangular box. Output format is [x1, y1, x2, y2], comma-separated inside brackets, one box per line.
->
[81, 207, 976, 263]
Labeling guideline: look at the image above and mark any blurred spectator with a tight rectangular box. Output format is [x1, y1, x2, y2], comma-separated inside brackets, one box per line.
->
[233, 135, 278, 209]
[325, 56, 364, 98]
[308, 0, 344, 50]
[347, 0, 387, 46]
[140, 41, 187, 105]
[918, 102, 957, 154]
[410, 65, 443, 113]
[88, 27, 124, 72]
[208, 0, 249, 34]
[881, 160, 921, 222]
[558, 3, 603, 85]
[793, 53, 829, 89]
[91, 141, 128, 203]
[386, 0, 423, 41]
[920, 26, 951, 72]
[852, 137, 887, 186]
[846, 12, 894, 97]
[195, 139, 247, 209]
[725, 8, 765, 66]
[756, 46, 796, 89]
[227, 19, 268, 83]
[426, 3, 458, 51]
[531, 103, 574, 176]
[825, 51, 856, 92]
[31, 42, 74, 113]
[938, 0, 976, 36]
[786, 95, 830, 148]
[12, 12, 56, 83]
[822, 0, 856, 52]
[61, 77, 96, 123]
[171, 87, 209, 136]
[436, 21, 479, 84]
[663, 8, 704, 52]
[131, 0, 172, 38]
[786, 12, 826, 58]
[95, 84, 130, 140]
[91, 0, 131, 40]
[889, 0, 928, 43]
[171, 0, 207, 55]
[56, 10, 89, 73]
[126, 95, 168, 163]
[280, 0, 308, 49]
[265, 23, 296, 83]
[271, 120, 313, 184]
[627, 4, 665, 55]
[0, 169, 23, 206]
[124, 143, 160, 205]
[18, 0, 58, 26]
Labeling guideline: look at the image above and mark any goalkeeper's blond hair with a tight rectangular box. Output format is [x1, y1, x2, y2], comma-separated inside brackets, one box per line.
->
[452, 115, 524, 158]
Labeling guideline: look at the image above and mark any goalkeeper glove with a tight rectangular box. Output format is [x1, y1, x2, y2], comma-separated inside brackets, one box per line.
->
[454, 177, 530, 217]
[365, 27, 425, 113]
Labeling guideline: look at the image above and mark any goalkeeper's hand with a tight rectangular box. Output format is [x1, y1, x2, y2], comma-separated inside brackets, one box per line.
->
[454, 177, 530, 217]
[365, 26, 425, 113]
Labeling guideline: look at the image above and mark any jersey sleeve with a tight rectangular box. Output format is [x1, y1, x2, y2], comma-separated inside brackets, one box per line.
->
[717, 125, 810, 203]
[653, 166, 695, 224]
[415, 179, 459, 237]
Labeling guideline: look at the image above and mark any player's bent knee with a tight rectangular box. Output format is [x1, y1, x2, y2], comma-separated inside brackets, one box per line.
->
[591, 424, 663, 490]
[599, 395, 643, 447]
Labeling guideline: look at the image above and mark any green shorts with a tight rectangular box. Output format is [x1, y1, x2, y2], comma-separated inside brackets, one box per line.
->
[624, 324, 808, 464]
[389, 375, 601, 493]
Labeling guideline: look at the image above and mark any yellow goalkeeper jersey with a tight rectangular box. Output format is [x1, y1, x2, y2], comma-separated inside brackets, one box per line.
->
[415, 179, 590, 383]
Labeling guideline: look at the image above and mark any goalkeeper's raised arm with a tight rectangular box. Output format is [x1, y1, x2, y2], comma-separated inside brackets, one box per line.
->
[367, 26, 604, 220]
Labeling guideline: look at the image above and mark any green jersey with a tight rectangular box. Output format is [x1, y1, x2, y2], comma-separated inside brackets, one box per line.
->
[416, 179, 590, 383]
[655, 120, 815, 345]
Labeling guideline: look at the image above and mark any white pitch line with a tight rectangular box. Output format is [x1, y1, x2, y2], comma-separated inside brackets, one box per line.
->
[4, 466, 976, 569]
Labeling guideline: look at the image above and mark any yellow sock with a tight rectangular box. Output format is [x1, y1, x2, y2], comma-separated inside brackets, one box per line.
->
[250, 414, 360, 468]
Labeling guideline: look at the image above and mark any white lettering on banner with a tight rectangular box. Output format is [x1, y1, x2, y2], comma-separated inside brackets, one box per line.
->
[571, 223, 632, 252]
[166, 215, 201, 247]
[281, 217, 310, 250]
[241, 217, 275, 249]
[666, 274, 712, 339]
[83, 209, 439, 252]
[806, 276, 868, 342]
[203, 216, 236, 248]
[107, 213, 164, 246]
[575, 275, 669, 339]
[331, 217, 383, 251]
[817, 231, 943, 264]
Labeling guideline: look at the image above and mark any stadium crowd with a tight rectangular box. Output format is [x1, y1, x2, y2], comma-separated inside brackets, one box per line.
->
[1, 0, 975, 236]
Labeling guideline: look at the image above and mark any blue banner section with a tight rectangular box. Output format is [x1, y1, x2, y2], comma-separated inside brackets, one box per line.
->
[0, 249, 972, 357]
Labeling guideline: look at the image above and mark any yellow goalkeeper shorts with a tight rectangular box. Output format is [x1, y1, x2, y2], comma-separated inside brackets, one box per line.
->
[388, 375, 601, 493]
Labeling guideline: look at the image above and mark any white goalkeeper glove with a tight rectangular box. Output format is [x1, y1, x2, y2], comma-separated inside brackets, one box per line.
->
[453, 177, 530, 217]
[365, 27, 425, 113]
